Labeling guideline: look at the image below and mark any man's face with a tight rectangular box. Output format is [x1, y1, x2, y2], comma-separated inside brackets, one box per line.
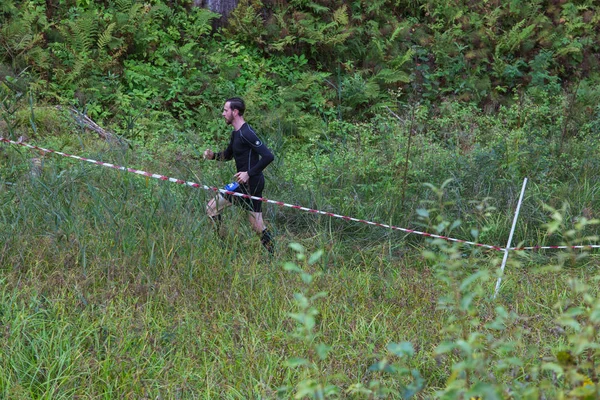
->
[222, 102, 235, 125]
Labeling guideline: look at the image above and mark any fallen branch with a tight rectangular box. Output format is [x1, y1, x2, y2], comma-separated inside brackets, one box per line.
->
[57, 106, 131, 148]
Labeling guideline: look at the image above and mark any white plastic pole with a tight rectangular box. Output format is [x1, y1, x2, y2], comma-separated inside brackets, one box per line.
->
[494, 177, 528, 299]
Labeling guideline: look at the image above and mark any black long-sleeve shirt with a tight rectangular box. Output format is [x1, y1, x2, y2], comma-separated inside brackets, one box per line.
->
[215, 123, 274, 177]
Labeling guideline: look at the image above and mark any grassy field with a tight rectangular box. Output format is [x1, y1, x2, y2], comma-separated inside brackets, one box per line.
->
[1, 137, 599, 399]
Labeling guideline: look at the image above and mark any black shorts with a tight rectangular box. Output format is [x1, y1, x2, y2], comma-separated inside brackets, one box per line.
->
[223, 175, 265, 212]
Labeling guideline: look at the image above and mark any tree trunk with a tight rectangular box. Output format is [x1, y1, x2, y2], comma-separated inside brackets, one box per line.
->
[192, 0, 239, 21]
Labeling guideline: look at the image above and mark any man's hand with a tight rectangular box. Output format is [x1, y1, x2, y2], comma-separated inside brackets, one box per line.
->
[203, 149, 214, 160]
[234, 171, 249, 184]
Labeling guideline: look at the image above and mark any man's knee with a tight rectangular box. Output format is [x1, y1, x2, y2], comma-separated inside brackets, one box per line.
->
[207, 195, 228, 217]
[206, 200, 218, 217]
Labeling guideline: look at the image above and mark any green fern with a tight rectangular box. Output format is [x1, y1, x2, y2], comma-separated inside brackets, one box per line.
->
[290, 5, 352, 48]
[0, 0, 17, 16]
[114, 0, 134, 13]
[365, 0, 388, 15]
[0, 8, 48, 71]
[270, 35, 296, 52]
[332, 5, 348, 25]
[226, 0, 267, 43]
[60, 11, 98, 54]
[66, 57, 88, 83]
[389, 48, 414, 69]
[341, 73, 381, 109]
[97, 22, 116, 49]
[186, 8, 220, 38]
[374, 68, 411, 84]
[24, 41, 50, 70]
[496, 19, 536, 53]
[126, 2, 144, 26]
[290, 0, 329, 14]
[388, 26, 404, 43]
[321, 30, 352, 46]
[555, 44, 582, 58]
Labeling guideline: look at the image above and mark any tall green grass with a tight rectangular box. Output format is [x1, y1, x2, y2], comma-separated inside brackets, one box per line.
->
[1, 139, 599, 398]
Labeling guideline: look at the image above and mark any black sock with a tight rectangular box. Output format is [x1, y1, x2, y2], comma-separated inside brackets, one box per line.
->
[261, 229, 274, 254]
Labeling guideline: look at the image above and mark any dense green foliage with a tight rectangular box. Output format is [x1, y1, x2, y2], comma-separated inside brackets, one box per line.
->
[1, 0, 599, 193]
[228, 0, 600, 105]
[2, 0, 600, 124]
[1, 0, 600, 398]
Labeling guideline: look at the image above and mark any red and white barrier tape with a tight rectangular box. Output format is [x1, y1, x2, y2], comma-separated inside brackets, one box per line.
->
[510, 245, 600, 251]
[2, 137, 598, 252]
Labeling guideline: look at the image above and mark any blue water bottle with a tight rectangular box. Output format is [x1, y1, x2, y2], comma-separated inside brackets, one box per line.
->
[224, 182, 239, 191]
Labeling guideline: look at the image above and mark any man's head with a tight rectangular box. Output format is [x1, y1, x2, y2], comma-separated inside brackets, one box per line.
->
[223, 97, 245, 125]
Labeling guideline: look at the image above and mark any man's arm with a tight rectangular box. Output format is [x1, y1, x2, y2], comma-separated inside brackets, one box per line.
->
[242, 127, 274, 176]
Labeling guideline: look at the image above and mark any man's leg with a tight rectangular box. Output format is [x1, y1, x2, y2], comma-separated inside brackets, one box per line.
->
[248, 212, 266, 233]
[207, 194, 231, 237]
[249, 212, 274, 254]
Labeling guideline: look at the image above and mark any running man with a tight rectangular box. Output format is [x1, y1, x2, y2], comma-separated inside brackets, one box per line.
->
[203, 97, 275, 253]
